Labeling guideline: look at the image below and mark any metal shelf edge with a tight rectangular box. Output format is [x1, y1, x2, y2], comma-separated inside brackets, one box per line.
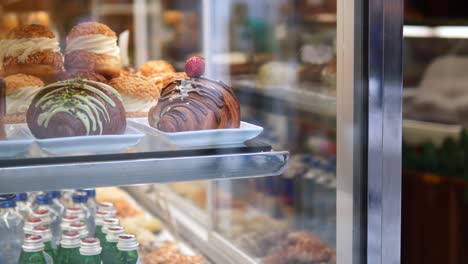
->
[0, 151, 289, 194]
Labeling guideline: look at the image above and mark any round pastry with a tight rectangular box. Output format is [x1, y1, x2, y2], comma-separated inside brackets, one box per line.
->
[139, 60, 175, 77]
[65, 22, 121, 78]
[0, 24, 64, 81]
[148, 57, 240, 132]
[4, 74, 44, 123]
[59, 70, 108, 84]
[109, 75, 160, 117]
[27, 78, 126, 138]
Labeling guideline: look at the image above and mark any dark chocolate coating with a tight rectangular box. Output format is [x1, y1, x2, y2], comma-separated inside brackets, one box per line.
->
[148, 77, 240, 132]
[27, 79, 126, 138]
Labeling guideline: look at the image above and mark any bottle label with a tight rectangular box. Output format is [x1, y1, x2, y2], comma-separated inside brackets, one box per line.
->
[43, 252, 54, 264]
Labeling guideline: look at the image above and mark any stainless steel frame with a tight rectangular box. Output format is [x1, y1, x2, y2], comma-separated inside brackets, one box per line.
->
[367, 0, 403, 263]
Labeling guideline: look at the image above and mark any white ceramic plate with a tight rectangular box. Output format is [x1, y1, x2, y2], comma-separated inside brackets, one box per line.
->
[0, 123, 144, 155]
[0, 124, 34, 157]
[129, 118, 263, 147]
[36, 126, 144, 155]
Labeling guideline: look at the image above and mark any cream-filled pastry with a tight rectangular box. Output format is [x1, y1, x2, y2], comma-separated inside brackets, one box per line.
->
[65, 22, 121, 78]
[108, 75, 160, 117]
[0, 24, 64, 81]
[4, 74, 44, 123]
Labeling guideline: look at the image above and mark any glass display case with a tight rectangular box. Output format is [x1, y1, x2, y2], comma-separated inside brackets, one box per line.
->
[0, 0, 402, 263]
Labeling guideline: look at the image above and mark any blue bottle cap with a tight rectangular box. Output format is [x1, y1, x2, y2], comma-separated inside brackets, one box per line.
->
[0, 194, 17, 208]
[48, 191, 61, 199]
[79, 189, 96, 198]
[35, 193, 51, 205]
[15, 193, 28, 202]
[72, 192, 88, 203]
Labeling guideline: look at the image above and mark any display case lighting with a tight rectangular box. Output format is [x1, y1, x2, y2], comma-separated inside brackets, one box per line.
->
[404, 25, 468, 39]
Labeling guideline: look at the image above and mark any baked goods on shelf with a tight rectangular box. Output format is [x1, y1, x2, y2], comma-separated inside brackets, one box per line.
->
[96, 187, 144, 217]
[258, 61, 298, 86]
[142, 243, 204, 264]
[26, 78, 126, 138]
[109, 75, 160, 117]
[139, 60, 176, 77]
[65, 22, 121, 78]
[59, 70, 108, 84]
[0, 24, 64, 81]
[148, 56, 241, 132]
[264, 231, 336, 264]
[4, 74, 44, 123]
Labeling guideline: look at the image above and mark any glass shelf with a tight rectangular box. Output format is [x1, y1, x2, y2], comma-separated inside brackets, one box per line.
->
[0, 140, 289, 194]
[232, 79, 337, 116]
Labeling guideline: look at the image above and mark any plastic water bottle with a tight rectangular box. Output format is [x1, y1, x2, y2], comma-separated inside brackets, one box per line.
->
[32, 193, 61, 248]
[80, 189, 97, 235]
[80, 189, 97, 216]
[71, 192, 91, 230]
[48, 191, 66, 216]
[15, 193, 32, 218]
[0, 194, 25, 264]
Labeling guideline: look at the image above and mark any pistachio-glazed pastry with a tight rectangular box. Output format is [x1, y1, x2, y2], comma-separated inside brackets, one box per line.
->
[26, 78, 126, 138]
[0, 24, 64, 81]
[4, 74, 44, 123]
[65, 22, 121, 78]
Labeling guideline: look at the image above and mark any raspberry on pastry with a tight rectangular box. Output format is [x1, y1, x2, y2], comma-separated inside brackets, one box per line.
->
[65, 22, 121, 78]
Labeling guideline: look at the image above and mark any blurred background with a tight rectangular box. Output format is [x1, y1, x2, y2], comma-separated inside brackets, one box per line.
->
[2, 0, 468, 263]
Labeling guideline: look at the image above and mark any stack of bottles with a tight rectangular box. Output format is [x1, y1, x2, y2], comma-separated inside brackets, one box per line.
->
[0, 189, 140, 264]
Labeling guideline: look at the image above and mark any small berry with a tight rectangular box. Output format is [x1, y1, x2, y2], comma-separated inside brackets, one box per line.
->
[185, 56, 205, 78]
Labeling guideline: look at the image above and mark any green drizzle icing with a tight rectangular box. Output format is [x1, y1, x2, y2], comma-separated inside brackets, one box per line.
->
[35, 78, 120, 135]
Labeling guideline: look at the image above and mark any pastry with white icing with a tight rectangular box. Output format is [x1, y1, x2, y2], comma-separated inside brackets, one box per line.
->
[108, 74, 160, 118]
[0, 24, 64, 82]
[65, 22, 121, 78]
[4, 74, 44, 123]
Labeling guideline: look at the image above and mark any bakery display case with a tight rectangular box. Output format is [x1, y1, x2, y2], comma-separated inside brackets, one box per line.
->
[0, 0, 403, 264]
[402, 3, 468, 262]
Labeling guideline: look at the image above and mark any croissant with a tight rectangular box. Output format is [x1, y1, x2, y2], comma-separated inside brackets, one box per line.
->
[148, 77, 240, 132]
[27, 78, 126, 138]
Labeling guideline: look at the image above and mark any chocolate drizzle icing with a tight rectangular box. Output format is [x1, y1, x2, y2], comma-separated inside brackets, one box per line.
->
[149, 76, 240, 132]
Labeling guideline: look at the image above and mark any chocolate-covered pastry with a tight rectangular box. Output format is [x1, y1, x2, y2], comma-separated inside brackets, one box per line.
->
[148, 57, 240, 132]
[148, 77, 240, 132]
[27, 78, 126, 138]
